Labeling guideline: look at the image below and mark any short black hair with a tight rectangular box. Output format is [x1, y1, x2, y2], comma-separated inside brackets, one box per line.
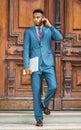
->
[33, 9, 44, 14]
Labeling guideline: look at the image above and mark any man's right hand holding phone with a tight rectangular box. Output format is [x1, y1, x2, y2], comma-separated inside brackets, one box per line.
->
[42, 17, 52, 27]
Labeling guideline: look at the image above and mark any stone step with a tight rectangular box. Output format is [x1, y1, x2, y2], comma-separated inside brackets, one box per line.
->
[0, 111, 81, 130]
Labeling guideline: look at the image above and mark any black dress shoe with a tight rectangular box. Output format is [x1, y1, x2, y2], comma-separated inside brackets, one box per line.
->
[36, 120, 43, 126]
[41, 103, 50, 115]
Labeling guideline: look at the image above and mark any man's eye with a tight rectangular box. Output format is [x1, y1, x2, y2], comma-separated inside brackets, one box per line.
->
[33, 16, 40, 19]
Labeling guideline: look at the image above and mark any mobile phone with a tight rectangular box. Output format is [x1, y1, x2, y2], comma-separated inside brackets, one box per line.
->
[42, 17, 46, 26]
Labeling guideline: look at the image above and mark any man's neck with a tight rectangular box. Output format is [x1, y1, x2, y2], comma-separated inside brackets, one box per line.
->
[35, 24, 43, 27]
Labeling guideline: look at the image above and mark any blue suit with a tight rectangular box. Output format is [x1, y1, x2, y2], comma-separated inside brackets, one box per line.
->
[23, 25, 63, 121]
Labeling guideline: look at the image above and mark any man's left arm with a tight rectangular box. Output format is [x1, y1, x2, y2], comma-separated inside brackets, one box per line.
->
[42, 17, 63, 41]
[49, 26, 63, 41]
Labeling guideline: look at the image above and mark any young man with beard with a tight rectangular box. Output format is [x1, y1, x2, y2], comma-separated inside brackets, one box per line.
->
[23, 9, 63, 126]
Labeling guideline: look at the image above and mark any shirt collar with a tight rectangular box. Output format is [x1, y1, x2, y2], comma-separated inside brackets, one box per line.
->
[35, 25, 43, 29]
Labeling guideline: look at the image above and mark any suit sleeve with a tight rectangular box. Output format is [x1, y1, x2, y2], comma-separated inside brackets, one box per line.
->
[49, 26, 63, 41]
[23, 29, 30, 69]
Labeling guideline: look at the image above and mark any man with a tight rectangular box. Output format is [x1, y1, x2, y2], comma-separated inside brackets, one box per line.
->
[23, 9, 63, 126]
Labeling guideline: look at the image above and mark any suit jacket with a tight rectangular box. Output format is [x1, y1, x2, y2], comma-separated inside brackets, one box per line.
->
[23, 26, 63, 69]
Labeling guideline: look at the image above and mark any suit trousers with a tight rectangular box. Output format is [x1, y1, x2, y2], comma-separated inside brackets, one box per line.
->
[31, 62, 57, 121]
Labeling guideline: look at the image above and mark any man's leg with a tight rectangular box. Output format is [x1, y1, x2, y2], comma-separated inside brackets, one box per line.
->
[31, 71, 43, 121]
[43, 66, 57, 108]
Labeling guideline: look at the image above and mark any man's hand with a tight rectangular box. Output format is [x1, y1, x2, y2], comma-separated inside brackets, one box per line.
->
[25, 68, 32, 75]
[42, 17, 52, 27]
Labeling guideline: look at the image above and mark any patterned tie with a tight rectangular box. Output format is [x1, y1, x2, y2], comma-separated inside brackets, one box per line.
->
[38, 27, 42, 40]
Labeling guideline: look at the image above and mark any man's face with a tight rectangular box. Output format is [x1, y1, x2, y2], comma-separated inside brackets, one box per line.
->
[33, 13, 43, 26]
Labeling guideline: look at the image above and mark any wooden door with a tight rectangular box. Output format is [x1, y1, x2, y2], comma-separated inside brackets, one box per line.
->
[61, 0, 81, 110]
[0, 0, 60, 110]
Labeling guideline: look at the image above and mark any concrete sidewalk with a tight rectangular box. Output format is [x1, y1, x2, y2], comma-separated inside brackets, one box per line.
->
[0, 111, 81, 130]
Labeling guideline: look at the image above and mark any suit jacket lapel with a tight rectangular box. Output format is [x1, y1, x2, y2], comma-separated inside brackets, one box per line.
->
[41, 26, 46, 39]
[32, 26, 39, 41]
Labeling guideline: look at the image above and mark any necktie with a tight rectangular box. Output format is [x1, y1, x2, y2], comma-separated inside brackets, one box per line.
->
[38, 27, 42, 40]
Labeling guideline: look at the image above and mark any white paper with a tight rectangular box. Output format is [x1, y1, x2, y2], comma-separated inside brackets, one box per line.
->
[30, 57, 38, 72]
[23, 57, 39, 75]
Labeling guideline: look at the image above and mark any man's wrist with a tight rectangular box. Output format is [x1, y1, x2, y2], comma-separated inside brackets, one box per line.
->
[48, 24, 52, 27]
